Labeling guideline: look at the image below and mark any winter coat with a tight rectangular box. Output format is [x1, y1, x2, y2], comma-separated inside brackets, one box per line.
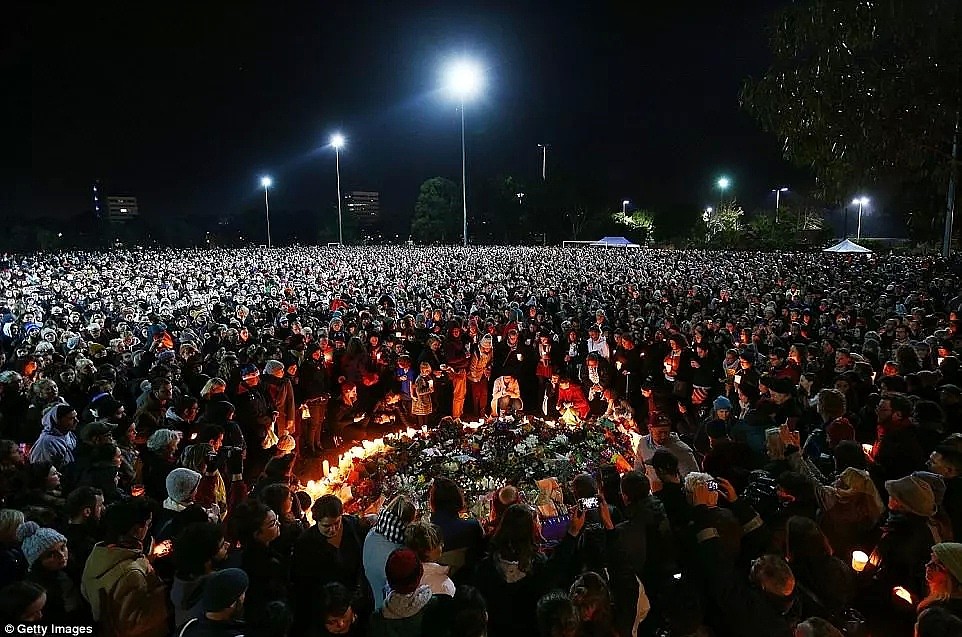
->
[260, 374, 296, 435]
[80, 542, 170, 637]
[170, 572, 210, 629]
[239, 542, 288, 616]
[28, 409, 77, 468]
[292, 516, 371, 632]
[411, 376, 434, 417]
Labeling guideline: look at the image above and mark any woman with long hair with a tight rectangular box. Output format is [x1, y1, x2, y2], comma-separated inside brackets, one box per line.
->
[918, 543, 962, 617]
[473, 503, 585, 637]
[784, 516, 855, 618]
[569, 572, 616, 637]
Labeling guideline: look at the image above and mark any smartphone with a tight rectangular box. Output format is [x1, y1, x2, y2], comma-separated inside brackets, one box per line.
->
[579, 497, 599, 510]
[672, 572, 682, 580]
[707, 480, 719, 491]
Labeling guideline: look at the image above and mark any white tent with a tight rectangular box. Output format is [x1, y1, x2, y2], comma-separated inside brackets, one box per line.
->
[822, 239, 873, 254]
[591, 236, 640, 248]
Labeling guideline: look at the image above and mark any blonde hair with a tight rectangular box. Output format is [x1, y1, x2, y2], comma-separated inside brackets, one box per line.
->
[404, 520, 443, 561]
[200, 377, 227, 400]
[0, 509, 25, 543]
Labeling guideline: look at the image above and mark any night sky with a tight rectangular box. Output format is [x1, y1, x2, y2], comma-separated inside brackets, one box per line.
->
[16, 0, 812, 233]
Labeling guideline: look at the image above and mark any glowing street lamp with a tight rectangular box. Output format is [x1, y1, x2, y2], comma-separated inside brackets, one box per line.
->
[330, 134, 346, 245]
[851, 196, 869, 239]
[444, 58, 484, 247]
[260, 176, 273, 248]
[622, 200, 630, 214]
[772, 187, 788, 222]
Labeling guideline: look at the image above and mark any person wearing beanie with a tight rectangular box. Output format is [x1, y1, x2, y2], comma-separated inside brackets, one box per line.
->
[141, 428, 182, 503]
[871, 475, 940, 597]
[919, 543, 962, 618]
[693, 395, 734, 453]
[153, 467, 204, 540]
[261, 359, 296, 438]
[176, 567, 248, 636]
[368, 548, 449, 636]
[18, 522, 87, 624]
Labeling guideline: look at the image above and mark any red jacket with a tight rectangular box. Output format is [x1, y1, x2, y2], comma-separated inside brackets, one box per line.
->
[557, 385, 590, 419]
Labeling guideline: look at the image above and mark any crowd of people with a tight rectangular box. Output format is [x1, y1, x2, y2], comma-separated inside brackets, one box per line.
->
[0, 245, 961, 637]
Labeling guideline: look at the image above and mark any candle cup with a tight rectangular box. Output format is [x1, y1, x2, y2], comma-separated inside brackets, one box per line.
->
[851, 550, 868, 572]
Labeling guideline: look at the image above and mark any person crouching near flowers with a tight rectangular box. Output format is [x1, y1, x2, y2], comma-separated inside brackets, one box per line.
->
[555, 375, 589, 423]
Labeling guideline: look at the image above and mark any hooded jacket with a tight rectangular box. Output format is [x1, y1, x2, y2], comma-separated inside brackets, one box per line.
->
[80, 542, 170, 637]
[28, 407, 78, 468]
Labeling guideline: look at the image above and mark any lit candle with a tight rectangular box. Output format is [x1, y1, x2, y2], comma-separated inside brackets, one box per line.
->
[851, 550, 868, 572]
[322, 460, 330, 476]
[893, 586, 913, 605]
[861, 443, 874, 457]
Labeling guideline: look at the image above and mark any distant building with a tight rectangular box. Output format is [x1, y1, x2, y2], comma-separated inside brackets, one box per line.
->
[345, 191, 380, 235]
[106, 196, 139, 224]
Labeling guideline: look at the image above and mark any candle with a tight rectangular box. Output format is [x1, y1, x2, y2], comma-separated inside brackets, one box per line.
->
[851, 550, 868, 572]
[322, 460, 330, 476]
[861, 443, 873, 456]
[893, 586, 913, 604]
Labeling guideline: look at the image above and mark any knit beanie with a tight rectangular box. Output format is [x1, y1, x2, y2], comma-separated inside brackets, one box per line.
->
[147, 428, 181, 452]
[17, 521, 67, 568]
[825, 418, 855, 447]
[385, 548, 423, 594]
[885, 475, 936, 517]
[165, 467, 202, 504]
[203, 568, 249, 612]
[712, 396, 732, 412]
[933, 543, 962, 584]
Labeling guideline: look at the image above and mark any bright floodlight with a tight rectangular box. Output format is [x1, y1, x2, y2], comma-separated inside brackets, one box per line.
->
[705, 206, 713, 213]
[261, 176, 272, 188]
[622, 200, 630, 205]
[717, 177, 730, 190]
[445, 59, 484, 99]
[330, 133, 345, 149]
[775, 187, 788, 192]
[852, 196, 869, 205]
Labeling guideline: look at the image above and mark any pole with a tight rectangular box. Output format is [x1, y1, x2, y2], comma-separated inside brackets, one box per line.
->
[843, 207, 848, 238]
[264, 185, 271, 248]
[856, 201, 863, 240]
[943, 111, 959, 258]
[775, 189, 781, 224]
[541, 145, 547, 181]
[461, 101, 468, 247]
[335, 147, 343, 245]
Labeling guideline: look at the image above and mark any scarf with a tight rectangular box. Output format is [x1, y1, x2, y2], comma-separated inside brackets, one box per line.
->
[382, 585, 433, 619]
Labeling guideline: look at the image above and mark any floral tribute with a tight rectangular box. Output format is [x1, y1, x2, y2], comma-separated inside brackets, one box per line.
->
[303, 415, 637, 517]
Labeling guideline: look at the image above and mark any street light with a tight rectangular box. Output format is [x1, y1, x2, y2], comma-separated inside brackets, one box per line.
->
[622, 200, 630, 214]
[260, 176, 273, 248]
[772, 187, 788, 222]
[444, 58, 484, 247]
[330, 134, 345, 245]
[538, 144, 549, 181]
[516, 192, 525, 205]
[852, 196, 869, 240]
[716, 177, 730, 210]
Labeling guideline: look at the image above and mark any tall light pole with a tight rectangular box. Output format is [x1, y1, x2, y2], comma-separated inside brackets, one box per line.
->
[330, 133, 345, 245]
[260, 176, 272, 248]
[445, 59, 484, 247]
[852, 196, 869, 240]
[622, 200, 630, 215]
[538, 144, 549, 181]
[716, 176, 730, 210]
[772, 187, 788, 223]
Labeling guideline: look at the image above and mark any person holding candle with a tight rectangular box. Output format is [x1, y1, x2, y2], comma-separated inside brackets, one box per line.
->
[412, 362, 436, 428]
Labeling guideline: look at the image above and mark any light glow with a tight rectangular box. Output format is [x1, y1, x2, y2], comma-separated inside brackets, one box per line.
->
[330, 133, 345, 149]
[444, 59, 484, 100]
[852, 196, 869, 205]
[260, 176, 272, 188]
[717, 177, 730, 190]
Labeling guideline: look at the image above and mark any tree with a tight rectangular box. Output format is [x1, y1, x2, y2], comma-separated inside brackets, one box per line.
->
[696, 201, 745, 248]
[411, 177, 461, 244]
[611, 209, 656, 244]
[741, 1, 962, 239]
